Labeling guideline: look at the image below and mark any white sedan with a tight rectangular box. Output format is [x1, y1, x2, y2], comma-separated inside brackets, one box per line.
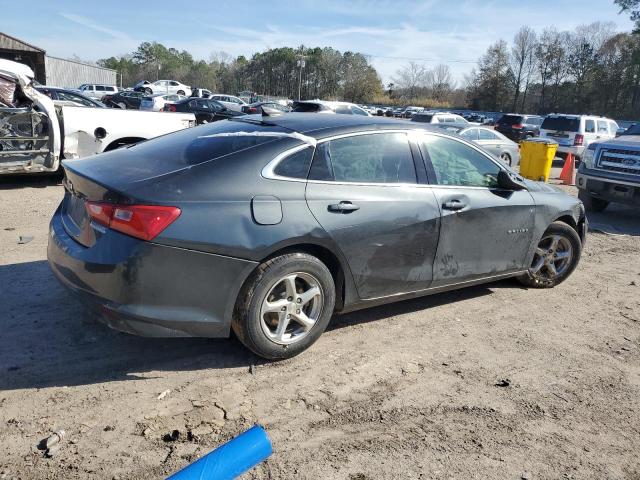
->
[143, 80, 192, 97]
[140, 93, 186, 112]
[209, 94, 247, 112]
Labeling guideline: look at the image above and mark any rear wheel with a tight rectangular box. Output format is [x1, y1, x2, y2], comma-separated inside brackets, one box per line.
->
[518, 221, 581, 288]
[500, 152, 512, 166]
[232, 253, 335, 360]
[117, 102, 127, 109]
[578, 189, 608, 212]
[144, 88, 152, 94]
[177, 90, 185, 96]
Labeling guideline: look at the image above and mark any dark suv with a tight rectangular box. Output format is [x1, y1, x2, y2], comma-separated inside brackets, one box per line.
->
[495, 114, 543, 141]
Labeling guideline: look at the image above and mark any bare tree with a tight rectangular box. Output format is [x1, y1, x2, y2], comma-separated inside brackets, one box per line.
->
[392, 61, 429, 99]
[510, 26, 538, 111]
[430, 64, 455, 101]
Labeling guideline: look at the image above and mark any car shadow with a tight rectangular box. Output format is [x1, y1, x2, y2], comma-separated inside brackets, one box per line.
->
[0, 173, 63, 190]
[0, 260, 259, 391]
[1, 260, 507, 391]
[587, 203, 640, 236]
[329, 283, 497, 331]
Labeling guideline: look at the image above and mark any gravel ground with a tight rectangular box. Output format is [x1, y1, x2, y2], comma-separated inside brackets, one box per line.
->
[0, 174, 639, 480]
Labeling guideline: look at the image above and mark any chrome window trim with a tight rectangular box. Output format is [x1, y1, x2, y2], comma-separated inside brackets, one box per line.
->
[261, 128, 508, 189]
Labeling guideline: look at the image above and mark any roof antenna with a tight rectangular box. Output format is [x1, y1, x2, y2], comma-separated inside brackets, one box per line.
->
[262, 106, 282, 117]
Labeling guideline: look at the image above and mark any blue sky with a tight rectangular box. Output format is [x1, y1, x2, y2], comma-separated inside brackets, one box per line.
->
[0, 0, 634, 83]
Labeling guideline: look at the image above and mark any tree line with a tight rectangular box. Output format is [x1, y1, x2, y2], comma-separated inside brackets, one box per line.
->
[98, 44, 382, 103]
[466, 22, 640, 119]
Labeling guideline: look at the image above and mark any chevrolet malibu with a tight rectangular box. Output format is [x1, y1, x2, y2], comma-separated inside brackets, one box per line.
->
[48, 114, 586, 360]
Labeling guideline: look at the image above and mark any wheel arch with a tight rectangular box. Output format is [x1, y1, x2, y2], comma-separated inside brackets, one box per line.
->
[552, 214, 586, 243]
[257, 243, 348, 312]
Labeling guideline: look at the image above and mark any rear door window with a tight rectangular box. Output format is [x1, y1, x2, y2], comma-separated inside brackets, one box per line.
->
[309, 133, 416, 184]
[585, 119, 596, 133]
[460, 129, 479, 141]
[478, 129, 499, 140]
[597, 120, 609, 134]
[541, 117, 580, 132]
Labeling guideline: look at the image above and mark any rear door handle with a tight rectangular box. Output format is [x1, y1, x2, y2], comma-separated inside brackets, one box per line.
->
[443, 199, 466, 211]
[328, 201, 360, 213]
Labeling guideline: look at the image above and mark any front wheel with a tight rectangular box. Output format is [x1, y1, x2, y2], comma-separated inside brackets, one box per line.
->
[232, 253, 336, 360]
[500, 152, 512, 166]
[177, 90, 185, 96]
[518, 221, 582, 288]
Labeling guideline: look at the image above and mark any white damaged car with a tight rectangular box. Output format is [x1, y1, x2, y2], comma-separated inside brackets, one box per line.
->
[0, 60, 196, 175]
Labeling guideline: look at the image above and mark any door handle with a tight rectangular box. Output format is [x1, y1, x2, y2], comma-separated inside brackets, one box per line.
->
[443, 199, 466, 211]
[328, 201, 360, 213]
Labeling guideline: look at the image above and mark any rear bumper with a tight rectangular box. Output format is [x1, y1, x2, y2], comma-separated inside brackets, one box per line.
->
[556, 145, 585, 158]
[576, 169, 640, 207]
[47, 207, 257, 338]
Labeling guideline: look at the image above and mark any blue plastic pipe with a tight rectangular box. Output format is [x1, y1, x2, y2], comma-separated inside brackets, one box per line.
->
[167, 425, 273, 480]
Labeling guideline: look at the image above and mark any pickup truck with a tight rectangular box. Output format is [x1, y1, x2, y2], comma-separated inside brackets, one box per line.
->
[576, 123, 640, 212]
[0, 59, 195, 175]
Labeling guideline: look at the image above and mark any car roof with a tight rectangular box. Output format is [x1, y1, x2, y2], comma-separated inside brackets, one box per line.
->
[234, 113, 440, 138]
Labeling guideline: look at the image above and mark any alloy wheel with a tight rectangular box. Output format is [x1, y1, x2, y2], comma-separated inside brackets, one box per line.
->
[530, 234, 573, 282]
[260, 272, 324, 345]
[500, 153, 512, 166]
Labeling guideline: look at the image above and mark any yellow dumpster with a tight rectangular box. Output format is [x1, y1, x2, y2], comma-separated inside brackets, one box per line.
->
[519, 138, 558, 182]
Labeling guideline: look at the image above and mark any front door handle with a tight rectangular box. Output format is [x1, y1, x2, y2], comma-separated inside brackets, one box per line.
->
[328, 201, 360, 213]
[443, 199, 466, 211]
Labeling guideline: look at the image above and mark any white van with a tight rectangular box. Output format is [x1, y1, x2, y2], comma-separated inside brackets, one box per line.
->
[539, 114, 619, 161]
[78, 84, 119, 100]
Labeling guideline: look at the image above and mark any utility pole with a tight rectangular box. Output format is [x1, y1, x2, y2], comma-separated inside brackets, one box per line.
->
[297, 48, 306, 101]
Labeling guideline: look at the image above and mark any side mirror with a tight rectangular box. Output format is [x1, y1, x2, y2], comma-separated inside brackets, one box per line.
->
[497, 169, 527, 190]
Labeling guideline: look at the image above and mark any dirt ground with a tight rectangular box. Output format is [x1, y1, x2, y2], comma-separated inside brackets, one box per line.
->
[0, 174, 639, 480]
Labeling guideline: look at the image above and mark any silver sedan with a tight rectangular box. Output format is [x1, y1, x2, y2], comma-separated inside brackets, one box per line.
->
[437, 125, 521, 167]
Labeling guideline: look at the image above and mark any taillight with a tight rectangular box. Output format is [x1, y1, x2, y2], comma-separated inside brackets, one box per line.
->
[249, 107, 257, 113]
[512, 123, 523, 129]
[574, 134, 584, 146]
[164, 104, 176, 112]
[85, 202, 181, 241]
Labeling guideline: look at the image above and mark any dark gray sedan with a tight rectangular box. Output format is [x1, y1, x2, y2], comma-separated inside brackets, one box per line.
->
[48, 114, 586, 360]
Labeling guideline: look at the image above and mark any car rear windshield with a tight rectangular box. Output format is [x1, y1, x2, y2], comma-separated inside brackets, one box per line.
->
[131, 120, 293, 167]
[497, 115, 523, 125]
[292, 102, 321, 113]
[541, 116, 580, 132]
[412, 114, 433, 123]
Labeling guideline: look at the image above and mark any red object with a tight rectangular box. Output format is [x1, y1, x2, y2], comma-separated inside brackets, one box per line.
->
[559, 153, 576, 186]
[85, 202, 181, 241]
[573, 134, 584, 146]
[512, 123, 523, 129]
[166, 104, 177, 112]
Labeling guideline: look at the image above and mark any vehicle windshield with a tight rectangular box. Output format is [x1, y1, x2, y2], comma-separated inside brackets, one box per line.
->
[620, 123, 639, 135]
[497, 115, 523, 125]
[541, 116, 580, 132]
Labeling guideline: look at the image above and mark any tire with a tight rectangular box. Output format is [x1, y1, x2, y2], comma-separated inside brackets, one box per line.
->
[177, 90, 185, 96]
[117, 102, 127, 110]
[232, 253, 336, 360]
[578, 189, 608, 212]
[518, 221, 582, 288]
[144, 88, 152, 95]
